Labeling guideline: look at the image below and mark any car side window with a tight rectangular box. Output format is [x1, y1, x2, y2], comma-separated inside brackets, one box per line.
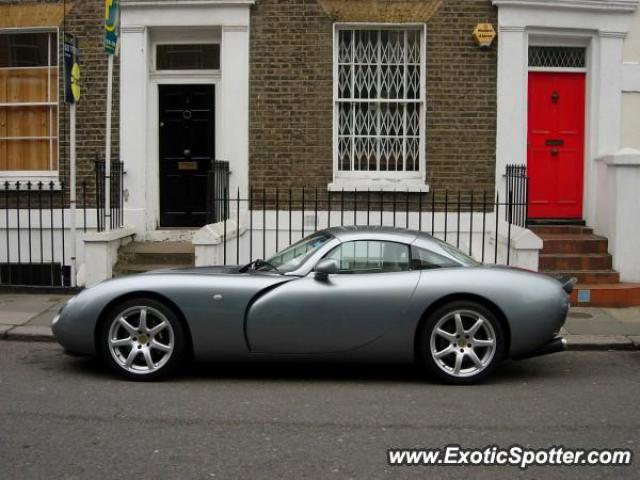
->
[410, 245, 460, 270]
[325, 241, 410, 274]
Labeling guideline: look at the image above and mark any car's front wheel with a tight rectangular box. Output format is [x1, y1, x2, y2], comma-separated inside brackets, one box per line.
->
[418, 301, 505, 384]
[98, 298, 187, 381]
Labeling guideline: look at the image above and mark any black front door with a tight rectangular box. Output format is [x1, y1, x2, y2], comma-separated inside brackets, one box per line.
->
[159, 84, 215, 227]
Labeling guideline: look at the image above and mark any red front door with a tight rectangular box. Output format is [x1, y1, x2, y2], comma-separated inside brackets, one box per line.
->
[527, 71, 586, 219]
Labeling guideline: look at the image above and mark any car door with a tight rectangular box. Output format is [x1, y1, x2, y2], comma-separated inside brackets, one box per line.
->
[246, 240, 420, 354]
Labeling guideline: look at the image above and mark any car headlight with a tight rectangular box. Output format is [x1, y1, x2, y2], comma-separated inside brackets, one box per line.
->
[52, 295, 77, 326]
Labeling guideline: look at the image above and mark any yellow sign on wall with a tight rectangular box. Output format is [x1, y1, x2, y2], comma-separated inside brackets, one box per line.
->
[473, 23, 496, 49]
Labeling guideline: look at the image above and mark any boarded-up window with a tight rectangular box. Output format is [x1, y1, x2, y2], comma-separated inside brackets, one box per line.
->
[0, 31, 58, 172]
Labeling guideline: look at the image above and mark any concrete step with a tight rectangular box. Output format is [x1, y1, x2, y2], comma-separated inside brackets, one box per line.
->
[530, 225, 593, 235]
[539, 253, 613, 271]
[540, 234, 609, 254]
[118, 242, 194, 266]
[543, 270, 620, 285]
[113, 263, 191, 276]
[570, 283, 640, 307]
[119, 242, 194, 255]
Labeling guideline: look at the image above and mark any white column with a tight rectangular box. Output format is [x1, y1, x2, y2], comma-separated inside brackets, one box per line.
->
[495, 25, 527, 197]
[220, 25, 250, 199]
[586, 32, 626, 225]
[595, 33, 625, 155]
[120, 26, 148, 236]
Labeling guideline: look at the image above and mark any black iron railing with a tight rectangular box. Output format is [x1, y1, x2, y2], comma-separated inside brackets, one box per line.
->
[1, 181, 72, 287]
[1, 163, 529, 287]
[209, 187, 529, 268]
[206, 160, 230, 224]
[0, 156, 126, 287]
[505, 164, 528, 228]
[95, 158, 125, 232]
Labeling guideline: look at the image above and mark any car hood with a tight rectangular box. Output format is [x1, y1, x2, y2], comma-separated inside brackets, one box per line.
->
[142, 265, 245, 275]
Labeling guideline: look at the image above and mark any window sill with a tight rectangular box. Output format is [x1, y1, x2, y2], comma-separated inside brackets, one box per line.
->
[0, 172, 61, 190]
[328, 178, 430, 193]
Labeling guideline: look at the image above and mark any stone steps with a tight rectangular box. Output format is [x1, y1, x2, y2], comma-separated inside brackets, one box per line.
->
[538, 234, 609, 254]
[114, 242, 194, 276]
[531, 223, 640, 306]
[569, 284, 640, 308]
[542, 270, 620, 285]
[539, 253, 613, 271]
[530, 225, 593, 235]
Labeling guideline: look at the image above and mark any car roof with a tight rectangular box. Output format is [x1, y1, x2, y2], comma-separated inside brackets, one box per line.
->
[324, 225, 437, 245]
[319, 226, 476, 267]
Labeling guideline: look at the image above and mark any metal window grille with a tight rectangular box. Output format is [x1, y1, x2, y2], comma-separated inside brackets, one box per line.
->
[336, 28, 424, 173]
[528, 46, 586, 69]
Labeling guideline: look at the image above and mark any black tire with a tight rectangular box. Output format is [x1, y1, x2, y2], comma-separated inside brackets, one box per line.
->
[98, 297, 187, 381]
[418, 300, 506, 385]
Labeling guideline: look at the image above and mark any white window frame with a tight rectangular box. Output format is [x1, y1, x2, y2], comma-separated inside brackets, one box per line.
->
[330, 23, 428, 192]
[0, 27, 60, 187]
[150, 27, 222, 79]
[527, 43, 587, 73]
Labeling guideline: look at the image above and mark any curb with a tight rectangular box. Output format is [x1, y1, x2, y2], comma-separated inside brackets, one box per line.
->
[2, 326, 56, 343]
[565, 335, 638, 351]
[0, 330, 639, 351]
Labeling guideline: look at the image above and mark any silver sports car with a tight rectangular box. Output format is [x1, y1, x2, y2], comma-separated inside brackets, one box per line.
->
[52, 226, 572, 384]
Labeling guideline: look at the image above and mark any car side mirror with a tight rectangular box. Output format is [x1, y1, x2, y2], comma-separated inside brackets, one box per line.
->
[314, 259, 338, 280]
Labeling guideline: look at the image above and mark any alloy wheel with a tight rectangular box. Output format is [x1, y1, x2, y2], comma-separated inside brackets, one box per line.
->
[429, 309, 497, 379]
[107, 306, 175, 375]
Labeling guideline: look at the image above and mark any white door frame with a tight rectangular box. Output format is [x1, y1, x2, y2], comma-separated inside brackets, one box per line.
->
[120, 0, 252, 239]
[492, 0, 638, 225]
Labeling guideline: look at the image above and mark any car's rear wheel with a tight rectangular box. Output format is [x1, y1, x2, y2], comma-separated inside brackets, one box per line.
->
[418, 301, 505, 385]
[98, 298, 187, 381]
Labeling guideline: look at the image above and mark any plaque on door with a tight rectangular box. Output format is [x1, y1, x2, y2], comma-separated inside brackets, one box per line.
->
[178, 161, 198, 171]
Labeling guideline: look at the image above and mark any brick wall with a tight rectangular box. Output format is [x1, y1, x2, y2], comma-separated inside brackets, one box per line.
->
[249, 0, 498, 194]
[4, 0, 497, 205]
[0, 0, 119, 205]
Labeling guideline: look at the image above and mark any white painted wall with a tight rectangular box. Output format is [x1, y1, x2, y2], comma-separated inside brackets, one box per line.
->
[0, 209, 112, 286]
[594, 149, 640, 282]
[0, 210, 101, 265]
[621, 93, 640, 149]
[624, 6, 640, 60]
[80, 227, 136, 287]
[622, 8, 640, 149]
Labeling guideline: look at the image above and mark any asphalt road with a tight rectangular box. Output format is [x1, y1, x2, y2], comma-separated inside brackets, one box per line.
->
[0, 342, 639, 480]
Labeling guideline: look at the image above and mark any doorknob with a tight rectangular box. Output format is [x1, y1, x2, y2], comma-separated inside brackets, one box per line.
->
[550, 148, 559, 156]
[184, 149, 191, 157]
[551, 91, 560, 103]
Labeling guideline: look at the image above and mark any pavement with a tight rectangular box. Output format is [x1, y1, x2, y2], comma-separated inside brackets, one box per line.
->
[0, 293, 639, 350]
[1, 342, 639, 479]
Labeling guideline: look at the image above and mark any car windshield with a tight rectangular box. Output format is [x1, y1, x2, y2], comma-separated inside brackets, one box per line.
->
[432, 238, 480, 266]
[266, 232, 335, 273]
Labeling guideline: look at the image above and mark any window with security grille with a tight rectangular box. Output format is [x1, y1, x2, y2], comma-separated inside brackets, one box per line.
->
[528, 46, 586, 69]
[335, 27, 425, 175]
